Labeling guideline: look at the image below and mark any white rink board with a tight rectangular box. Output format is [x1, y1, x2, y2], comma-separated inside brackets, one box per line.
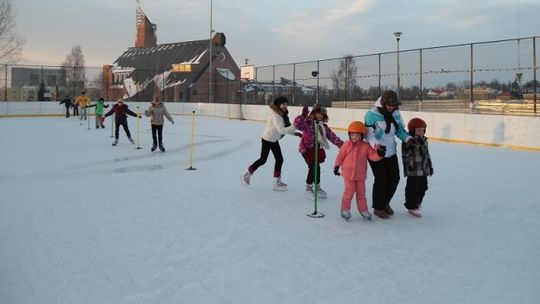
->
[1, 101, 538, 150]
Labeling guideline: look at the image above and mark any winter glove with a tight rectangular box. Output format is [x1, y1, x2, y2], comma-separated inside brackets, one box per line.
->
[429, 167, 434, 176]
[334, 166, 341, 176]
[294, 131, 302, 137]
[376, 145, 386, 157]
[405, 137, 414, 146]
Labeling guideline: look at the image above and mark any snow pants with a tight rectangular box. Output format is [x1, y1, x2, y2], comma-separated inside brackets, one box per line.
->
[151, 124, 164, 146]
[404, 176, 428, 210]
[95, 114, 104, 128]
[341, 178, 368, 213]
[302, 154, 321, 185]
[369, 154, 400, 210]
[249, 138, 283, 178]
[80, 107, 87, 120]
[115, 120, 132, 139]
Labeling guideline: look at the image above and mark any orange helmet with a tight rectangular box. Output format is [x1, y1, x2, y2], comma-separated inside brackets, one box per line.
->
[348, 121, 367, 134]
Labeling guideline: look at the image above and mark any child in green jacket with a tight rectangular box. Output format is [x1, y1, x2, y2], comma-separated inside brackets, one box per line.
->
[86, 98, 109, 128]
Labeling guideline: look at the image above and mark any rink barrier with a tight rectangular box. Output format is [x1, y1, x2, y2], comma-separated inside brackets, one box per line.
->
[1, 101, 539, 151]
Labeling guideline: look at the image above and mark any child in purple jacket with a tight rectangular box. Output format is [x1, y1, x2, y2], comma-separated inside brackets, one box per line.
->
[294, 104, 343, 200]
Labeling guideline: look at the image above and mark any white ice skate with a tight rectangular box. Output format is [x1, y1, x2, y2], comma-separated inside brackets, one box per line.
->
[341, 210, 352, 221]
[304, 184, 315, 200]
[408, 209, 422, 218]
[360, 211, 373, 221]
[241, 171, 252, 187]
[315, 185, 328, 199]
[272, 177, 288, 191]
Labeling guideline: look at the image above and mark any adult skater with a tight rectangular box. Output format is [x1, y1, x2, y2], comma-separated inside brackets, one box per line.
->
[364, 90, 412, 219]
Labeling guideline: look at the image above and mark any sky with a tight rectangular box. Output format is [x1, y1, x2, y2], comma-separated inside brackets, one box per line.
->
[1, 114, 539, 303]
[12, 0, 540, 68]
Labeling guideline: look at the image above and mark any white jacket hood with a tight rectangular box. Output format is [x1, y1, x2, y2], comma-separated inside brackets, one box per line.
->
[374, 96, 383, 107]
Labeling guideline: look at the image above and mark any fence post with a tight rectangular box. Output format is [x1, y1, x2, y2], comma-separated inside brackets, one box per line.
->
[4, 64, 7, 102]
[378, 53, 382, 96]
[316, 60, 320, 104]
[292, 63, 296, 105]
[419, 49, 423, 111]
[470, 43, 474, 113]
[533, 37, 537, 114]
[272, 65, 275, 104]
[345, 57, 349, 108]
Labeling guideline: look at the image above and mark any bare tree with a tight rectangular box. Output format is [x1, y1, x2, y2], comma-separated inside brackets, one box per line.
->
[62, 45, 86, 96]
[330, 55, 357, 100]
[0, 0, 24, 62]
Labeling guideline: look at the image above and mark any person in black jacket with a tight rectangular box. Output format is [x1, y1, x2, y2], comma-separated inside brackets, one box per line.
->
[104, 99, 141, 146]
[59, 95, 72, 118]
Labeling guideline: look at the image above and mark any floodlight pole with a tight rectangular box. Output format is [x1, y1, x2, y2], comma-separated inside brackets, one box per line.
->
[209, 0, 213, 104]
[393, 32, 402, 100]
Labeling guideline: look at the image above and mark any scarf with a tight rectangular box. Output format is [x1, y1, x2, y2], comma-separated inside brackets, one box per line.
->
[282, 109, 291, 127]
[379, 107, 399, 134]
[315, 121, 330, 149]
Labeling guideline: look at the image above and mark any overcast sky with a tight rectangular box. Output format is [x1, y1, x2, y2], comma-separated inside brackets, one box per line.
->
[13, 0, 540, 68]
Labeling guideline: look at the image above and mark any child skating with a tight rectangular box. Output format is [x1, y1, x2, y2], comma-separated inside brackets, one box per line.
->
[144, 97, 174, 152]
[104, 99, 140, 146]
[294, 104, 343, 200]
[86, 97, 109, 128]
[334, 121, 385, 221]
[241, 96, 297, 191]
[402, 118, 434, 217]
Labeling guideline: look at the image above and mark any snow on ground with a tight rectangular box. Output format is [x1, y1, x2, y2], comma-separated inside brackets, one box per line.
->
[0, 115, 539, 304]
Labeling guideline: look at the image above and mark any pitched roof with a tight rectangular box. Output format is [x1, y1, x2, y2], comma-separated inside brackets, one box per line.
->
[112, 39, 212, 97]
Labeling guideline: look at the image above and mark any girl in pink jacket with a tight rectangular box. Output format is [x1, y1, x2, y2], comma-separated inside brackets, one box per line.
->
[334, 121, 385, 221]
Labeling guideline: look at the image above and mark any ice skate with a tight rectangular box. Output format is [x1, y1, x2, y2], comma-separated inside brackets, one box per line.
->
[272, 177, 288, 191]
[304, 184, 315, 200]
[129, 137, 135, 144]
[151, 145, 157, 152]
[408, 209, 422, 218]
[315, 185, 327, 199]
[159, 144, 165, 152]
[360, 211, 373, 221]
[341, 210, 352, 221]
[241, 171, 252, 187]
[112, 139, 118, 146]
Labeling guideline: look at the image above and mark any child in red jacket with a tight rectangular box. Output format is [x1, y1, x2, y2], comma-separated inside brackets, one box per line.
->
[104, 99, 141, 146]
[334, 121, 385, 221]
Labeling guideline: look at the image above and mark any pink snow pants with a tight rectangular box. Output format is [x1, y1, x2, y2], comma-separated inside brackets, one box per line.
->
[341, 179, 368, 213]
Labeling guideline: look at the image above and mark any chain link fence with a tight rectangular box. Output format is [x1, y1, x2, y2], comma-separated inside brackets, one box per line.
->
[253, 36, 539, 115]
[0, 36, 538, 116]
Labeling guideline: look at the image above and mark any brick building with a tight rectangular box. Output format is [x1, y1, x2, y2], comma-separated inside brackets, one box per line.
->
[102, 6, 240, 103]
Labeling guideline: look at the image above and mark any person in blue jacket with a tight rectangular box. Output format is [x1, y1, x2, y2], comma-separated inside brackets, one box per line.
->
[364, 90, 412, 219]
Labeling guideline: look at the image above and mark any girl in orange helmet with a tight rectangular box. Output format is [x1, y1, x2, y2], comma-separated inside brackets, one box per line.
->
[334, 121, 386, 221]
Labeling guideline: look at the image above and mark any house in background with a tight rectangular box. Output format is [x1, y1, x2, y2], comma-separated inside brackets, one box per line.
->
[102, 6, 240, 103]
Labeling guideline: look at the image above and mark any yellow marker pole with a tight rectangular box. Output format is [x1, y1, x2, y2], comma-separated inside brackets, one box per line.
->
[135, 106, 142, 149]
[187, 110, 197, 170]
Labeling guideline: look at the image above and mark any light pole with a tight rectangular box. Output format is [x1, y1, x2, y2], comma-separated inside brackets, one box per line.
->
[209, 0, 213, 103]
[393, 31, 402, 100]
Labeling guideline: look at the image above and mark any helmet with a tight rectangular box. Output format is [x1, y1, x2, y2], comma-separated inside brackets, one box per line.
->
[407, 118, 427, 132]
[381, 90, 401, 106]
[348, 121, 367, 134]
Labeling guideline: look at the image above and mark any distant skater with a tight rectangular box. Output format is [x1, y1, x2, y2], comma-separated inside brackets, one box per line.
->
[75, 91, 90, 120]
[144, 97, 174, 152]
[104, 99, 140, 146]
[86, 98, 109, 128]
[59, 95, 72, 118]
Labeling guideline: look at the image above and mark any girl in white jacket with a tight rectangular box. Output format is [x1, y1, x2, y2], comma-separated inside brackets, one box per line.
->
[242, 96, 297, 191]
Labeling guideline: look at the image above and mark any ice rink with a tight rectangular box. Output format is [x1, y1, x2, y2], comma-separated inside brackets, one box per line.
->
[1, 115, 539, 304]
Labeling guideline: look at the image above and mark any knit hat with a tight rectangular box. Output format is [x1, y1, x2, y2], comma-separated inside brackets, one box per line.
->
[309, 104, 329, 122]
[408, 118, 427, 135]
[381, 90, 401, 107]
[273, 96, 289, 107]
